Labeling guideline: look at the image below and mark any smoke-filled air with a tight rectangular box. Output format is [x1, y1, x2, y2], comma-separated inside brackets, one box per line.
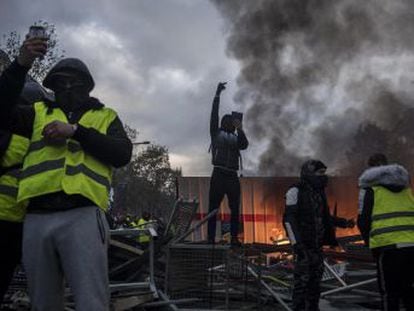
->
[212, 0, 414, 176]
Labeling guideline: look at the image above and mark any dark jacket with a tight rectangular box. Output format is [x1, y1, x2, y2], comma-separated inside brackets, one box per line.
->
[0, 76, 48, 174]
[210, 95, 248, 171]
[283, 181, 347, 249]
[0, 60, 132, 211]
[357, 164, 410, 249]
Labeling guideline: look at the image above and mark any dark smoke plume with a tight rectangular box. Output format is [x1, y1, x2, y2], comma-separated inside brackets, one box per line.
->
[212, 0, 414, 176]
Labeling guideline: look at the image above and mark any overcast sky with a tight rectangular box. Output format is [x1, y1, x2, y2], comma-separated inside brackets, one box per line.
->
[0, 0, 247, 176]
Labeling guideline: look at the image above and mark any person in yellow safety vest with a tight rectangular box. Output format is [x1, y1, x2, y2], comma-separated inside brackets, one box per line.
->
[358, 153, 414, 311]
[0, 36, 132, 311]
[0, 133, 29, 305]
[135, 211, 152, 245]
[125, 214, 136, 228]
[0, 49, 47, 305]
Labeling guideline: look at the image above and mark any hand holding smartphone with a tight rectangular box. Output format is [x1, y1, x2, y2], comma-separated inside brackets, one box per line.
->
[28, 25, 48, 40]
[17, 26, 48, 67]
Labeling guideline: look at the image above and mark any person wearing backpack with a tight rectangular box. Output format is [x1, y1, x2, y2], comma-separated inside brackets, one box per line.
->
[207, 82, 248, 246]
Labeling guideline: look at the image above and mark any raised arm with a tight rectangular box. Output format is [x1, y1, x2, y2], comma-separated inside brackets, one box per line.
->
[0, 38, 47, 135]
[0, 61, 28, 114]
[210, 82, 226, 138]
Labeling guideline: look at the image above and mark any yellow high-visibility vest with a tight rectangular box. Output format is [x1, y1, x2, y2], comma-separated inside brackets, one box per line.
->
[136, 218, 151, 243]
[370, 186, 414, 249]
[0, 134, 29, 222]
[18, 102, 117, 211]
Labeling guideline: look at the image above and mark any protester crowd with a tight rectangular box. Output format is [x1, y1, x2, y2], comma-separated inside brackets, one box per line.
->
[0, 27, 413, 311]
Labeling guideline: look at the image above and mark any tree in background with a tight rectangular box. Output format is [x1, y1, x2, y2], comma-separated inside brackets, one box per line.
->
[112, 126, 181, 222]
[344, 111, 414, 176]
[343, 123, 390, 175]
[1, 20, 65, 82]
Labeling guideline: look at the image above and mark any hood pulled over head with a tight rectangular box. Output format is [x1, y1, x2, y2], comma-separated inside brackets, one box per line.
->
[43, 58, 94, 111]
[43, 58, 94, 92]
[300, 159, 328, 189]
[359, 164, 410, 190]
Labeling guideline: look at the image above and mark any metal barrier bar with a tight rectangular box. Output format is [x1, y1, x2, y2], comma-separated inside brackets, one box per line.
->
[110, 228, 157, 237]
[175, 208, 219, 243]
[158, 290, 180, 311]
[320, 278, 377, 297]
[109, 282, 150, 291]
[142, 298, 201, 308]
[247, 266, 293, 311]
[109, 228, 158, 298]
[323, 260, 347, 287]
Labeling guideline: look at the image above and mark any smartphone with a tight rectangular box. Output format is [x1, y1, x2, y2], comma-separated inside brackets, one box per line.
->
[232, 111, 243, 122]
[28, 25, 47, 39]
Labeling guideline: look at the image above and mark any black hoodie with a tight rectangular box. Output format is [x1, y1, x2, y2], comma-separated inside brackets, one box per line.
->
[209, 93, 248, 171]
[0, 59, 132, 211]
[0, 75, 49, 168]
[357, 164, 410, 249]
[0, 59, 132, 167]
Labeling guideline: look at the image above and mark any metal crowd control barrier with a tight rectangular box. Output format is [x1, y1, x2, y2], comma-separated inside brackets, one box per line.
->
[320, 260, 376, 297]
[164, 198, 199, 244]
[109, 227, 159, 308]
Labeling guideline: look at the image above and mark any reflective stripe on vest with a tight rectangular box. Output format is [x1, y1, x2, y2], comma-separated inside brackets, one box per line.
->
[369, 186, 414, 249]
[0, 134, 29, 222]
[0, 184, 18, 197]
[28, 139, 82, 154]
[18, 102, 117, 211]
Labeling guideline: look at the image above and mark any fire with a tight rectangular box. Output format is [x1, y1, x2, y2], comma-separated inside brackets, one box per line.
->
[179, 176, 360, 244]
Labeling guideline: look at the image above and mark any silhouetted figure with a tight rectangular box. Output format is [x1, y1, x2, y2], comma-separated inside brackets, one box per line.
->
[207, 82, 248, 246]
[283, 160, 354, 311]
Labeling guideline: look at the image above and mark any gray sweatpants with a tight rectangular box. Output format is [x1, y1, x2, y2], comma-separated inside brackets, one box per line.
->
[23, 206, 110, 311]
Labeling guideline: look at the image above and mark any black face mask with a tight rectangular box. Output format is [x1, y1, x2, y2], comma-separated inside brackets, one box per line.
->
[304, 175, 328, 189]
[55, 86, 89, 112]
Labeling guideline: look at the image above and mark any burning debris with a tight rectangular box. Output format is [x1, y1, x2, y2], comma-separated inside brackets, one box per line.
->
[1, 199, 381, 311]
[178, 176, 360, 244]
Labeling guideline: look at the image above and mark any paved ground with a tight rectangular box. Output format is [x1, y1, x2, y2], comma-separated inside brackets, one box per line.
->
[319, 298, 380, 310]
[246, 299, 380, 310]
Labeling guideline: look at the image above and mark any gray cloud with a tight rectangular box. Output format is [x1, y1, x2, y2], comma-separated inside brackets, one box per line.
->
[0, 0, 240, 175]
[212, 0, 414, 176]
